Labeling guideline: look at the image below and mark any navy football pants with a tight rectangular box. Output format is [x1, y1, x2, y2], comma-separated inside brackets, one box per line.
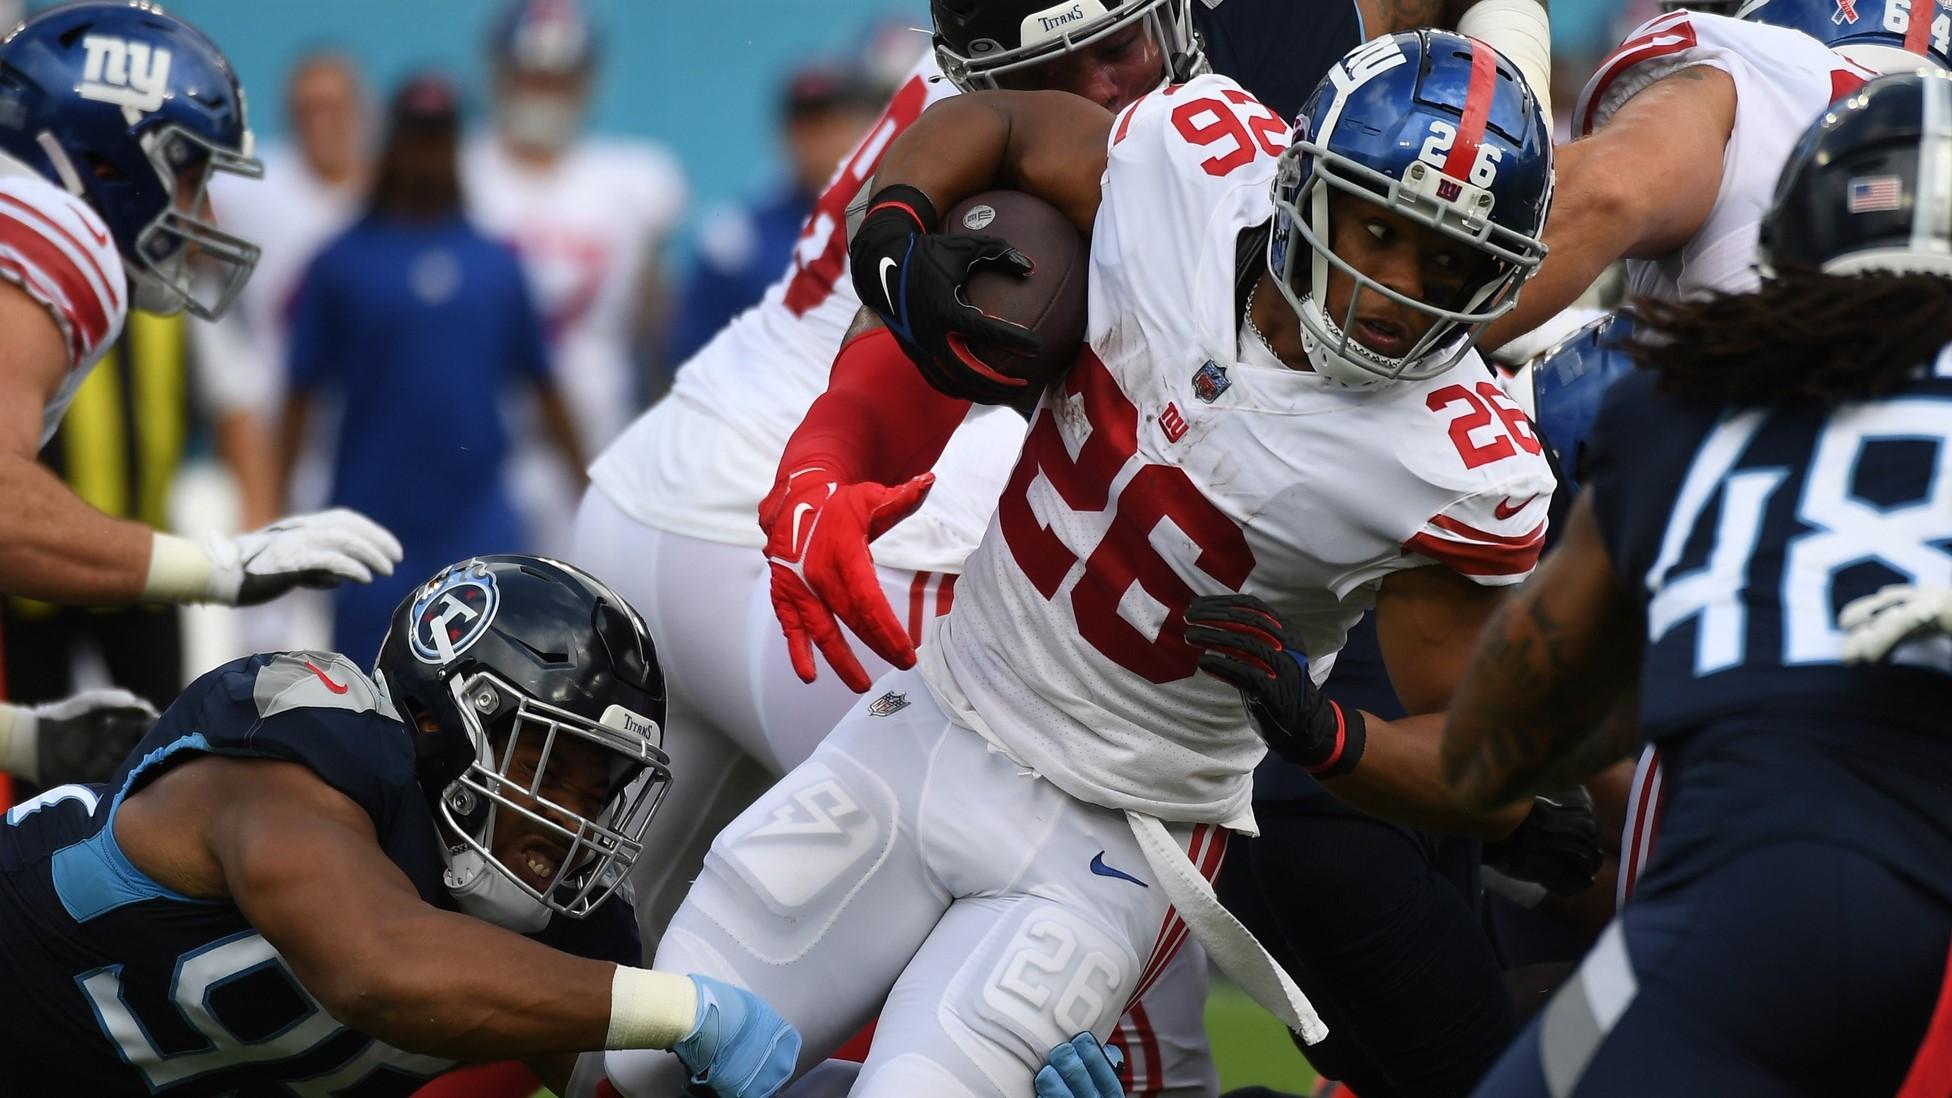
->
[1473, 841, 1950, 1097]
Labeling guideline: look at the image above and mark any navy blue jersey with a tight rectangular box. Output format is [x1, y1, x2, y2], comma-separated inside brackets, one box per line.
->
[1585, 364, 1952, 902]
[1194, 0, 1366, 122]
[0, 651, 639, 1094]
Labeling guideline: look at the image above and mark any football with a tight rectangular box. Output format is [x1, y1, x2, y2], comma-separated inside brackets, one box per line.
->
[940, 189, 1089, 390]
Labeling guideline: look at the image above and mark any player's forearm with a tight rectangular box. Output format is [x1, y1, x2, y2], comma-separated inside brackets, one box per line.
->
[1482, 140, 1645, 350]
[874, 92, 1108, 233]
[535, 384, 590, 485]
[0, 452, 158, 603]
[214, 409, 281, 529]
[784, 323, 971, 485]
[1322, 711, 1531, 838]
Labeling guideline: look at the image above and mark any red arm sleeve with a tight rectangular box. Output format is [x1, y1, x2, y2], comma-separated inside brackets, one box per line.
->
[777, 325, 974, 485]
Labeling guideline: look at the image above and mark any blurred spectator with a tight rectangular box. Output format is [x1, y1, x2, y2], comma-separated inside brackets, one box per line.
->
[664, 64, 883, 365]
[463, 0, 686, 558]
[281, 74, 583, 664]
[4, 315, 198, 712]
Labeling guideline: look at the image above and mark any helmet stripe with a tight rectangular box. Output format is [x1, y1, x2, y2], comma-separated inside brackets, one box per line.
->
[1441, 39, 1499, 183]
[1906, 0, 1935, 55]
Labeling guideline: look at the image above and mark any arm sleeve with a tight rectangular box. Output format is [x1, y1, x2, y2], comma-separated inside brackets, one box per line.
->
[506, 252, 553, 385]
[0, 179, 128, 370]
[777, 325, 972, 485]
[1401, 485, 1552, 587]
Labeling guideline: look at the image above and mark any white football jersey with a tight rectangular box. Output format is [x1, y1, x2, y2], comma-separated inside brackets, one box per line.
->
[463, 134, 686, 452]
[587, 53, 1030, 574]
[920, 75, 1557, 827]
[0, 166, 128, 447]
[1575, 10, 1874, 301]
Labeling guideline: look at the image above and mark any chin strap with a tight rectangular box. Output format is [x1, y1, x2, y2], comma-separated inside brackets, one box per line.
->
[443, 845, 554, 933]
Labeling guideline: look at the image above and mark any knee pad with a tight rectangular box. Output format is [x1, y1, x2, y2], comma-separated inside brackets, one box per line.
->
[946, 901, 1143, 1096]
[694, 755, 901, 963]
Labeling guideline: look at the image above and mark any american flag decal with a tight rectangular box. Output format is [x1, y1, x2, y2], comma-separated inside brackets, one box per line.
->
[1848, 174, 1903, 213]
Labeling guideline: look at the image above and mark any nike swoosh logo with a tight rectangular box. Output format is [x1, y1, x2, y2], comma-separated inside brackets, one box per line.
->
[878, 256, 900, 312]
[1089, 851, 1149, 888]
[1493, 494, 1540, 521]
[788, 502, 816, 557]
[304, 660, 350, 695]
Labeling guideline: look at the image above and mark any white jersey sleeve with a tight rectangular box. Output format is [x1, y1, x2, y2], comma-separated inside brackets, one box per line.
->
[0, 172, 128, 446]
[1574, 11, 1873, 302]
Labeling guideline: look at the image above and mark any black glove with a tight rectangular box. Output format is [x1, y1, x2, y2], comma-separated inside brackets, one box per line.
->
[1482, 786, 1603, 898]
[848, 184, 1041, 404]
[1182, 593, 1366, 777]
[23, 688, 157, 785]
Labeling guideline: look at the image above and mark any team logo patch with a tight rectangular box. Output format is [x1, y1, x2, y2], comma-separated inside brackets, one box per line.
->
[1833, 0, 1860, 24]
[867, 690, 910, 717]
[409, 561, 500, 665]
[1192, 360, 1231, 403]
[78, 36, 173, 119]
[1848, 174, 1903, 213]
[961, 204, 997, 230]
[1436, 178, 1463, 202]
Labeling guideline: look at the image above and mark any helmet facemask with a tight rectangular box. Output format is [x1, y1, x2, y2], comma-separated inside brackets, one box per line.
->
[1268, 136, 1548, 387]
[127, 122, 262, 320]
[935, 0, 1203, 93]
[435, 667, 671, 933]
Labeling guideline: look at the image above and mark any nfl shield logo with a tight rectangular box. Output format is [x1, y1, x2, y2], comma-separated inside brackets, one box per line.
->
[868, 690, 910, 717]
[409, 561, 500, 664]
[1192, 361, 1231, 403]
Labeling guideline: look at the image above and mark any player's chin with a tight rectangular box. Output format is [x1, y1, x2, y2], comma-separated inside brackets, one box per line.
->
[1350, 316, 1417, 359]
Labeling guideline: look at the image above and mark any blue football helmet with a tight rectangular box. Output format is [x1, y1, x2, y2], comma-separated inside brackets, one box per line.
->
[1526, 310, 1636, 496]
[0, 2, 261, 319]
[491, 0, 597, 76]
[1737, 0, 1952, 74]
[1271, 31, 1554, 388]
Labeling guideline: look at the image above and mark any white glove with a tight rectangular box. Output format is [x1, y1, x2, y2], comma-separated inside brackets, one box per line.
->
[1839, 585, 1952, 664]
[146, 509, 404, 606]
[0, 687, 158, 784]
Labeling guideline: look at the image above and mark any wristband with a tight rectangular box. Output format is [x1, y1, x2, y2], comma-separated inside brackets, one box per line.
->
[1458, 0, 1553, 125]
[0, 704, 34, 781]
[142, 532, 216, 604]
[606, 966, 700, 1051]
[1300, 701, 1367, 779]
[862, 183, 939, 236]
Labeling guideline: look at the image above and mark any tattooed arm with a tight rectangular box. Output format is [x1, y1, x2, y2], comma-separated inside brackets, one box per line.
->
[1442, 493, 1646, 812]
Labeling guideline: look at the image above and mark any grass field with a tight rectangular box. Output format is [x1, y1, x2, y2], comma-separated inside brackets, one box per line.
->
[1205, 979, 1317, 1095]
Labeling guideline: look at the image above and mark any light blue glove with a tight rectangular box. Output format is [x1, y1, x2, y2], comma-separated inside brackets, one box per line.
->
[1034, 1032, 1126, 1098]
[670, 974, 801, 1097]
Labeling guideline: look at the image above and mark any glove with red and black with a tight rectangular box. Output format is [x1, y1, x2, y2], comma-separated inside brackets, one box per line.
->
[1182, 593, 1367, 777]
[847, 183, 1040, 404]
[760, 463, 935, 694]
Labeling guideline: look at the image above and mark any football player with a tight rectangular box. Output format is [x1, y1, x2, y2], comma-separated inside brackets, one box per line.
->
[0, 3, 402, 609]
[0, 554, 798, 1096]
[605, 30, 1557, 1097]
[1446, 68, 1952, 1094]
[463, 0, 686, 559]
[1483, 0, 1951, 351]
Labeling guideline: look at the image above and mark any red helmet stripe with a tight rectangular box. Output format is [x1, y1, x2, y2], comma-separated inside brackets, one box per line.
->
[1441, 39, 1499, 183]
[1906, 0, 1934, 56]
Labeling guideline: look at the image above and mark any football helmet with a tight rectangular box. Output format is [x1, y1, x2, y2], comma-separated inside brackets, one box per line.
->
[1760, 67, 1952, 276]
[1737, 0, 1952, 74]
[375, 555, 672, 932]
[491, 0, 596, 75]
[1526, 310, 1636, 495]
[931, 0, 1204, 92]
[1271, 31, 1554, 387]
[0, 1, 261, 319]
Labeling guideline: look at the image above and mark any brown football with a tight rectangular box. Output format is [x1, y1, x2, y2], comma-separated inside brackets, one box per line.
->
[940, 189, 1089, 390]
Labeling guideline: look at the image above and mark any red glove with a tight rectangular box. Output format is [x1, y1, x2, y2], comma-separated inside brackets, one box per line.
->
[761, 463, 935, 693]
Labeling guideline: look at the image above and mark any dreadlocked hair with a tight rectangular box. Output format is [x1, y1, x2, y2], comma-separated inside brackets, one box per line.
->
[1623, 265, 1952, 408]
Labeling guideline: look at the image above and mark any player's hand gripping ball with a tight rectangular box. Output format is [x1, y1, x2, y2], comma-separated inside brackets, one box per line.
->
[1483, 786, 1604, 898]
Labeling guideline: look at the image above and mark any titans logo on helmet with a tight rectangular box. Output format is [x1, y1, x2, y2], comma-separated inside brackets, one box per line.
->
[410, 560, 501, 664]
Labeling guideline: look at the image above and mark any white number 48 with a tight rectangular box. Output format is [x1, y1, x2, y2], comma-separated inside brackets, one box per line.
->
[1417, 120, 1502, 188]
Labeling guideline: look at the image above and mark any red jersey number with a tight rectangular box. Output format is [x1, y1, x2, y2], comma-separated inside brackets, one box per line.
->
[998, 350, 1256, 683]
[1168, 89, 1287, 178]
[1427, 380, 1541, 470]
[783, 75, 929, 317]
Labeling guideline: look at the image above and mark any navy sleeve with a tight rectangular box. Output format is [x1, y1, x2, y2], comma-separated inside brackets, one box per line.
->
[502, 245, 553, 386]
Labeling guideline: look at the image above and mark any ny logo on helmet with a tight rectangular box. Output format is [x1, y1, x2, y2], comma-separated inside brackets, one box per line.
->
[78, 35, 173, 119]
[410, 562, 501, 664]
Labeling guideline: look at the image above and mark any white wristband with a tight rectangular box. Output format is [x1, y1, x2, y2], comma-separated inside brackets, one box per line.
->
[1458, 0, 1554, 126]
[0, 703, 34, 782]
[606, 966, 699, 1051]
[142, 532, 217, 604]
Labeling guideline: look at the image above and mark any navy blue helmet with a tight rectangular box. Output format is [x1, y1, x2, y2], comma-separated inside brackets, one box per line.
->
[1761, 68, 1952, 276]
[1271, 30, 1554, 387]
[491, 0, 597, 75]
[1737, 0, 1952, 75]
[0, 1, 261, 319]
[1527, 310, 1636, 496]
[376, 555, 671, 932]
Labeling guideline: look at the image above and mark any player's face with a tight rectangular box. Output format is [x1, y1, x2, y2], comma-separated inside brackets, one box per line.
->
[994, 23, 1164, 112]
[486, 733, 615, 894]
[1321, 196, 1487, 357]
